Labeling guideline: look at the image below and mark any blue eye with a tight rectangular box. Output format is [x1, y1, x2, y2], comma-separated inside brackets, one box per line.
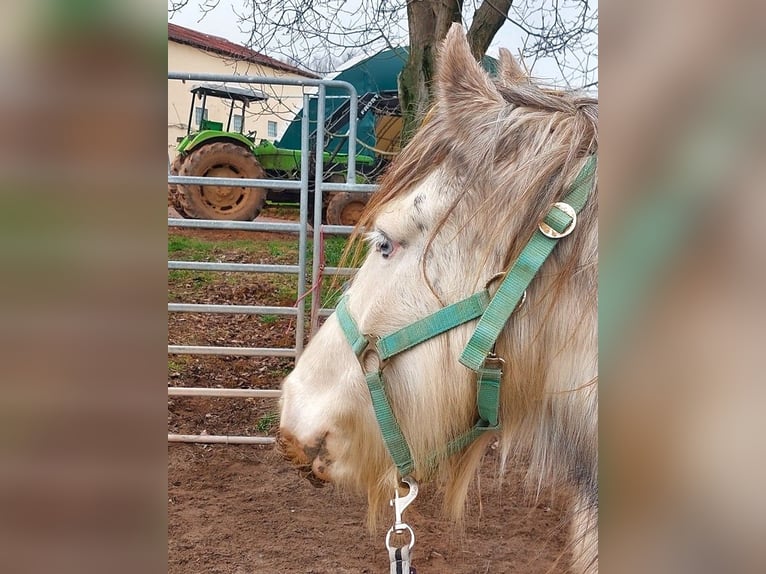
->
[377, 238, 394, 258]
[366, 230, 398, 259]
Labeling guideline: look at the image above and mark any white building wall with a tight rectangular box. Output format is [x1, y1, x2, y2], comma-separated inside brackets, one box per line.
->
[168, 41, 312, 157]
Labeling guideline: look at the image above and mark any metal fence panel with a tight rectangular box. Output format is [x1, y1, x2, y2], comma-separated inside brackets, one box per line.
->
[168, 73, 378, 443]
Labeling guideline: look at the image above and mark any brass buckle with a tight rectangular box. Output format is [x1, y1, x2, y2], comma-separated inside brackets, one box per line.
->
[360, 334, 387, 372]
[539, 202, 577, 238]
[484, 353, 505, 373]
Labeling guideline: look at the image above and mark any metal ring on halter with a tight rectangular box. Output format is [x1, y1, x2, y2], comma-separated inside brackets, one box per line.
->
[516, 288, 527, 311]
[484, 272, 506, 291]
[385, 523, 415, 552]
[360, 334, 387, 371]
[539, 202, 577, 238]
[485, 273, 526, 312]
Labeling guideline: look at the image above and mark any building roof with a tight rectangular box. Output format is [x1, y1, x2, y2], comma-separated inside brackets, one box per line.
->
[168, 23, 318, 79]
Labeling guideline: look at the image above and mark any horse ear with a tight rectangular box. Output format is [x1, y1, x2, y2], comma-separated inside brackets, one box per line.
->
[436, 24, 503, 121]
[498, 48, 527, 84]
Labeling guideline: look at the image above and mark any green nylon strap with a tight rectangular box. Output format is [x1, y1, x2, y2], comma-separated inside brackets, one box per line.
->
[422, 365, 502, 471]
[561, 155, 597, 211]
[365, 370, 414, 476]
[434, 419, 500, 469]
[459, 156, 597, 371]
[377, 290, 491, 360]
[476, 365, 502, 427]
[335, 292, 496, 478]
[459, 233, 559, 370]
[335, 297, 367, 356]
[337, 296, 415, 475]
[336, 296, 417, 475]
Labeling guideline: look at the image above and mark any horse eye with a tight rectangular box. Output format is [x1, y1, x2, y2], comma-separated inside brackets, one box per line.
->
[377, 239, 394, 259]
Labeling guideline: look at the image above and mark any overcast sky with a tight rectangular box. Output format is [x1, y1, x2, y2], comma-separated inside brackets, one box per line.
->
[168, 0, 597, 89]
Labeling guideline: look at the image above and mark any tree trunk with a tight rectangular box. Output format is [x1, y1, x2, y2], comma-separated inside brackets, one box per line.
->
[398, 0, 463, 143]
[467, 0, 514, 60]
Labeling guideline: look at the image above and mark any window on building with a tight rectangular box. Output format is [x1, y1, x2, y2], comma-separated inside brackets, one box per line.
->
[195, 107, 208, 126]
[232, 115, 243, 132]
[267, 120, 278, 139]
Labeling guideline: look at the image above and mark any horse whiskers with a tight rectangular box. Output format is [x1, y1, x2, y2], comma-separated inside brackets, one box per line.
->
[297, 466, 327, 489]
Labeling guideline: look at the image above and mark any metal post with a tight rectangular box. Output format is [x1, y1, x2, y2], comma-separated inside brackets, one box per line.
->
[310, 85, 326, 335]
[226, 99, 234, 131]
[295, 94, 311, 357]
[186, 91, 195, 135]
[346, 88, 358, 183]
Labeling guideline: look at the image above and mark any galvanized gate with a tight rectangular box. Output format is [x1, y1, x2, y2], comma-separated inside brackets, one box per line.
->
[167, 73, 378, 444]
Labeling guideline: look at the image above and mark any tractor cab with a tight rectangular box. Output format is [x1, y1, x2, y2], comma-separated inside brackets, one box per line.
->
[184, 83, 269, 140]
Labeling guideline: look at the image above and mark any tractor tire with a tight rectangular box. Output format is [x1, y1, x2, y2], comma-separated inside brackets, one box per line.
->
[325, 192, 369, 227]
[177, 142, 266, 221]
[168, 153, 191, 218]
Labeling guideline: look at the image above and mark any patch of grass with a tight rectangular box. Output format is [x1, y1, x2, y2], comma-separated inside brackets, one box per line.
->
[263, 203, 299, 218]
[168, 235, 215, 260]
[266, 241, 287, 258]
[168, 359, 184, 374]
[261, 314, 279, 324]
[255, 412, 279, 433]
[169, 233, 296, 262]
[322, 236, 348, 267]
[168, 269, 214, 284]
[275, 281, 298, 303]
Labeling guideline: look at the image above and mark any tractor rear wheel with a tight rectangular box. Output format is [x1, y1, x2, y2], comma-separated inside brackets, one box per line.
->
[325, 192, 368, 227]
[177, 142, 266, 221]
[168, 153, 191, 218]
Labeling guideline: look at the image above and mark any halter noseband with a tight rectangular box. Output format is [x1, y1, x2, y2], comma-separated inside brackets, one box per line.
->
[335, 156, 596, 478]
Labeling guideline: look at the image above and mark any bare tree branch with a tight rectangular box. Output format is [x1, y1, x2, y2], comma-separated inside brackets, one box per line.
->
[468, 0, 514, 59]
[169, 0, 598, 94]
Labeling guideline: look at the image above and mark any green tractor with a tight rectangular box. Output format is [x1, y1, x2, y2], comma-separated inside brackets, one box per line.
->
[169, 83, 392, 225]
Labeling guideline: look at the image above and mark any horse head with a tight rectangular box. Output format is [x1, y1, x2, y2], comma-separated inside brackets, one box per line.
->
[279, 23, 598, 572]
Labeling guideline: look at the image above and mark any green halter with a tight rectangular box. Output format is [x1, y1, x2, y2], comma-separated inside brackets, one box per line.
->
[335, 156, 596, 478]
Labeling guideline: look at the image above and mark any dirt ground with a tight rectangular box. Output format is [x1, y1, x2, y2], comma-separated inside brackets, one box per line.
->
[168, 220, 574, 573]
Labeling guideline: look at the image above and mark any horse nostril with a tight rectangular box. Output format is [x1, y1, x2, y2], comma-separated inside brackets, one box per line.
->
[276, 429, 309, 465]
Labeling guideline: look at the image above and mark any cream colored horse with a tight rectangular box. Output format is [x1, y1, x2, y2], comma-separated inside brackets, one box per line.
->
[280, 24, 597, 573]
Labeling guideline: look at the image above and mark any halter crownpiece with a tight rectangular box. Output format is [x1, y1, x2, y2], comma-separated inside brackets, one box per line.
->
[336, 155, 597, 478]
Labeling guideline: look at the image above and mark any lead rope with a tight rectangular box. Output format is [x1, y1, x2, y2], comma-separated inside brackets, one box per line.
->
[386, 477, 418, 574]
[388, 545, 414, 574]
[287, 227, 325, 336]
